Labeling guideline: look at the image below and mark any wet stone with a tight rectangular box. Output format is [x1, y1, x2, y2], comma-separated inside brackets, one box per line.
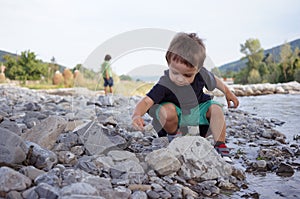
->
[276, 163, 295, 177]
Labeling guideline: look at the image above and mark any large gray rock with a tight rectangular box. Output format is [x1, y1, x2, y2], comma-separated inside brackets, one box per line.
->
[22, 116, 67, 150]
[0, 120, 23, 135]
[25, 141, 58, 171]
[76, 121, 127, 155]
[146, 136, 233, 181]
[168, 136, 232, 180]
[34, 183, 59, 199]
[112, 160, 145, 184]
[0, 127, 27, 164]
[145, 148, 181, 176]
[0, 167, 32, 192]
[19, 166, 46, 181]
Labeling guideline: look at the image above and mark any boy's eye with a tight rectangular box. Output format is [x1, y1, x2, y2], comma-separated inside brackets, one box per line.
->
[184, 74, 192, 78]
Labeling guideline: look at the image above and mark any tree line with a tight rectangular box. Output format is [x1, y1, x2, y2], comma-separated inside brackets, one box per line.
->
[212, 38, 300, 84]
[0, 50, 97, 86]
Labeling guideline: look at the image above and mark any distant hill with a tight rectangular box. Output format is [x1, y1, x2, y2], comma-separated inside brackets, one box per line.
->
[0, 50, 17, 63]
[127, 64, 168, 82]
[219, 38, 300, 73]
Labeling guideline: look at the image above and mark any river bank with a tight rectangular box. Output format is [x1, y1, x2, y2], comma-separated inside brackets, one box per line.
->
[210, 81, 300, 97]
[0, 84, 299, 198]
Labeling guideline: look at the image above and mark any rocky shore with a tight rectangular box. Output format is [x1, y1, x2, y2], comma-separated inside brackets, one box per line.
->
[211, 81, 300, 97]
[0, 83, 300, 199]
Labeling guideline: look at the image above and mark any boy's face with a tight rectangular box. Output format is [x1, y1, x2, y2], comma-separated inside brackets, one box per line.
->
[168, 60, 199, 86]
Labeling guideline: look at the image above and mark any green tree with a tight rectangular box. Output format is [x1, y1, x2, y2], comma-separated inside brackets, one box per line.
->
[72, 64, 97, 80]
[263, 62, 281, 83]
[73, 64, 82, 71]
[240, 38, 264, 71]
[3, 54, 19, 80]
[261, 53, 280, 83]
[294, 68, 300, 82]
[3, 50, 47, 81]
[279, 42, 293, 82]
[248, 69, 261, 84]
[234, 67, 248, 84]
[235, 38, 265, 84]
[258, 62, 268, 77]
[293, 48, 300, 83]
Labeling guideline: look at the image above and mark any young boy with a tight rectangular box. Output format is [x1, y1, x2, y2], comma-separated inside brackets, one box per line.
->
[101, 54, 114, 95]
[131, 32, 239, 162]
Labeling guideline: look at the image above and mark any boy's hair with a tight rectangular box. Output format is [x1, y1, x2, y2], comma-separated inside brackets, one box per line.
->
[165, 33, 206, 69]
[104, 54, 112, 61]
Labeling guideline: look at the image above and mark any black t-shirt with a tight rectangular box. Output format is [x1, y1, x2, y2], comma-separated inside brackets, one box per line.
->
[146, 67, 216, 114]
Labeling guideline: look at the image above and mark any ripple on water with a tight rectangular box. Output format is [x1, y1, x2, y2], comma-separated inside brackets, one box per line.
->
[246, 172, 300, 199]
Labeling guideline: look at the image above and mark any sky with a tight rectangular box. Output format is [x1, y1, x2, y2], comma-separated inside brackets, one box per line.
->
[0, 0, 300, 75]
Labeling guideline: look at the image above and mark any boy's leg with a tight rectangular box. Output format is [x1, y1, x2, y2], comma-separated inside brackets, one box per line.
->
[104, 86, 108, 95]
[103, 78, 108, 95]
[206, 104, 226, 143]
[158, 103, 178, 135]
[148, 102, 184, 140]
[108, 77, 114, 94]
[206, 104, 232, 162]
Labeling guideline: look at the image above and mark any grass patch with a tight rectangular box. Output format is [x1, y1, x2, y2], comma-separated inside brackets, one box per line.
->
[25, 84, 64, 90]
[114, 81, 154, 96]
[23, 79, 154, 97]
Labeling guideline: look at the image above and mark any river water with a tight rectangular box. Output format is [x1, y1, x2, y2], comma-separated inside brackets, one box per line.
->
[237, 94, 300, 141]
[216, 94, 300, 141]
[216, 94, 300, 198]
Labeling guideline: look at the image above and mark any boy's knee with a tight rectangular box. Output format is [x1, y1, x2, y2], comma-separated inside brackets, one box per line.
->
[211, 104, 222, 111]
[159, 103, 178, 122]
[206, 104, 223, 117]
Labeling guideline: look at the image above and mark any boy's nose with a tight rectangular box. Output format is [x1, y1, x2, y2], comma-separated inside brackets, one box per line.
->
[176, 76, 186, 83]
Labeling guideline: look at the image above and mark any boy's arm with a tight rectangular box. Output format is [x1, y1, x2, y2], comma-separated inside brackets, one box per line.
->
[215, 76, 239, 108]
[132, 96, 154, 131]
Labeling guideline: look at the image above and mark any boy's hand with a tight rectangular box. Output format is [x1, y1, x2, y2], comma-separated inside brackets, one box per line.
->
[132, 115, 145, 131]
[225, 90, 239, 108]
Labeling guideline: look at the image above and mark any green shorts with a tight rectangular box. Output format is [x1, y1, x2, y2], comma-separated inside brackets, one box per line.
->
[155, 100, 222, 127]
